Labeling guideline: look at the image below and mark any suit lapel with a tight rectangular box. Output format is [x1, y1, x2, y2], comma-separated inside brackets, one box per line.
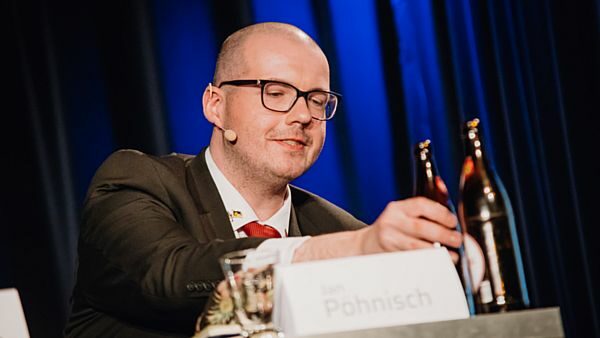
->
[186, 148, 236, 241]
[288, 205, 302, 237]
[290, 206, 322, 236]
[290, 186, 349, 236]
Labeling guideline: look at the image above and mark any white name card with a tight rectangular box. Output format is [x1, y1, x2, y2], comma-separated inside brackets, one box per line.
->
[274, 248, 469, 337]
[0, 288, 30, 338]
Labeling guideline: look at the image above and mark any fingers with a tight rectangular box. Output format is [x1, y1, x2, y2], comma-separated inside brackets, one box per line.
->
[401, 197, 458, 229]
[381, 230, 437, 252]
[367, 197, 463, 255]
[379, 197, 462, 247]
[403, 218, 463, 248]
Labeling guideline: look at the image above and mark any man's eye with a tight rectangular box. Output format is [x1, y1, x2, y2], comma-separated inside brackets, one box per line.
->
[266, 91, 285, 97]
[310, 96, 326, 107]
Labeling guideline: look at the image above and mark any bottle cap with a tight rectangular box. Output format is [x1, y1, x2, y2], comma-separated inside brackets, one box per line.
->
[415, 139, 432, 157]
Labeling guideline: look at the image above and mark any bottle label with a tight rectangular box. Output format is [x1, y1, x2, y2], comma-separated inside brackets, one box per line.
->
[464, 234, 485, 291]
[479, 280, 493, 304]
[463, 216, 519, 310]
[482, 221, 505, 300]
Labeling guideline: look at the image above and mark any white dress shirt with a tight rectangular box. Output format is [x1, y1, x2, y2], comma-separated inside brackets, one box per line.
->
[205, 148, 309, 264]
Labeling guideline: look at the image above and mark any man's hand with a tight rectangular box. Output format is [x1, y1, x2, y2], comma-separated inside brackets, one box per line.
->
[358, 197, 462, 262]
[293, 197, 462, 263]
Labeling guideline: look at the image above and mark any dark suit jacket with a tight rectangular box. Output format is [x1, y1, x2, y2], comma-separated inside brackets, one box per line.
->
[65, 148, 366, 337]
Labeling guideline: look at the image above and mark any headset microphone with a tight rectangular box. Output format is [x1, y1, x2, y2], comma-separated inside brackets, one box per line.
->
[223, 129, 238, 142]
[214, 124, 238, 143]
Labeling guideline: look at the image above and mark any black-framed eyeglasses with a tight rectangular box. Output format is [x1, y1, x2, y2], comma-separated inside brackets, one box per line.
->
[218, 79, 341, 121]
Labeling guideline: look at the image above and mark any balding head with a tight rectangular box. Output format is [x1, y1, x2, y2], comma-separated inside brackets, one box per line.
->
[213, 22, 326, 85]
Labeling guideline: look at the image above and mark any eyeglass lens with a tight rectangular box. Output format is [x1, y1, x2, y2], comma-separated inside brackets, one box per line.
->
[262, 82, 337, 120]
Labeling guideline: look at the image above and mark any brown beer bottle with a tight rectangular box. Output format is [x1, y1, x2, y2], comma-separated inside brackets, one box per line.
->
[413, 140, 451, 207]
[458, 119, 526, 313]
[413, 140, 474, 310]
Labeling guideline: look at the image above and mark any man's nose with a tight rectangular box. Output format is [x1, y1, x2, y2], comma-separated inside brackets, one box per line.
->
[286, 97, 313, 125]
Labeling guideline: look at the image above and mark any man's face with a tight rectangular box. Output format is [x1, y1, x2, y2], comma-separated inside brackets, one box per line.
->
[220, 34, 330, 183]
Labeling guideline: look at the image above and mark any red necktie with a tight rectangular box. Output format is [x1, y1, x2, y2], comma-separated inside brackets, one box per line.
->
[242, 221, 281, 238]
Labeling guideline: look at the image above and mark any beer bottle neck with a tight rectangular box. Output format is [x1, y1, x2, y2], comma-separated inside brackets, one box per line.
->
[462, 128, 498, 194]
[414, 146, 451, 208]
[464, 129, 489, 166]
[414, 150, 438, 195]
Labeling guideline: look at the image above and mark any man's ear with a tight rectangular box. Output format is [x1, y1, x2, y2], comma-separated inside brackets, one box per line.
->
[202, 83, 224, 126]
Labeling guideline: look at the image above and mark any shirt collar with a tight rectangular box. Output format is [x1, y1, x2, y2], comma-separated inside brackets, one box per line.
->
[205, 148, 291, 237]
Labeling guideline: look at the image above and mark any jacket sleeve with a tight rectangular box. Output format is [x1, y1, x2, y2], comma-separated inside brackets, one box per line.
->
[75, 150, 265, 331]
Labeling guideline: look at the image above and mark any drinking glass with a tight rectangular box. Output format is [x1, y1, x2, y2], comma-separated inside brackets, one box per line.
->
[220, 249, 283, 338]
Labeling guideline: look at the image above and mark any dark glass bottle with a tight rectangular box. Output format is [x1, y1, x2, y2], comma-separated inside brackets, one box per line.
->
[413, 140, 452, 207]
[458, 119, 527, 314]
[413, 140, 474, 311]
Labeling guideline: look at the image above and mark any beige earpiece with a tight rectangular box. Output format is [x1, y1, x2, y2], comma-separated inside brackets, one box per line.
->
[213, 123, 238, 143]
[223, 129, 238, 142]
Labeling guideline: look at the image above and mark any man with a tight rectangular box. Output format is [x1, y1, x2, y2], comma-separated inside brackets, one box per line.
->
[65, 22, 461, 337]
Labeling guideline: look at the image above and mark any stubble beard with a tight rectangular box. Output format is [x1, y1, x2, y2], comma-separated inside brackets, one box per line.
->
[223, 142, 301, 193]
